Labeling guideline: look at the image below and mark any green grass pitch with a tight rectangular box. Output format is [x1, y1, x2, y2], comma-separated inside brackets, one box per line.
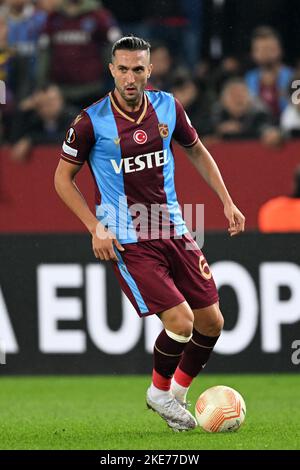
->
[0, 374, 299, 450]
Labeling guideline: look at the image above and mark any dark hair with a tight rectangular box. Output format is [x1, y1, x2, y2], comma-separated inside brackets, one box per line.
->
[251, 26, 281, 43]
[111, 35, 151, 59]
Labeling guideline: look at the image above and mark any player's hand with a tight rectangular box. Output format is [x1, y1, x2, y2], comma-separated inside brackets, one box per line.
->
[224, 202, 245, 236]
[92, 222, 124, 262]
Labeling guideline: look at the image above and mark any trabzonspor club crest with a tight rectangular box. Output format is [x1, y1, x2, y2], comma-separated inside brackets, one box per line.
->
[158, 123, 169, 138]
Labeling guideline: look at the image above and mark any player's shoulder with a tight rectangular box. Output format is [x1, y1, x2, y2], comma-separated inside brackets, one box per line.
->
[83, 93, 111, 118]
[84, 93, 110, 111]
[145, 89, 175, 107]
[65, 108, 96, 144]
[146, 89, 174, 100]
[69, 109, 92, 131]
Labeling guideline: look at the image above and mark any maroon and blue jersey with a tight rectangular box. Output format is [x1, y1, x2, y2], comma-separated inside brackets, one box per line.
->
[61, 90, 199, 244]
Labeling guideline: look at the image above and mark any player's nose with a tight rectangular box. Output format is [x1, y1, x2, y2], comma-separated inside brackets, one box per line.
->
[125, 70, 135, 84]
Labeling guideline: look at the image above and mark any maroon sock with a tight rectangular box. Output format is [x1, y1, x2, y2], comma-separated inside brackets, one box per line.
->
[176, 328, 220, 379]
[153, 330, 188, 389]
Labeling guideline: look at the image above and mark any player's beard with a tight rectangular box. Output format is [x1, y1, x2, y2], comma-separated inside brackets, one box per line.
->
[117, 83, 145, 106]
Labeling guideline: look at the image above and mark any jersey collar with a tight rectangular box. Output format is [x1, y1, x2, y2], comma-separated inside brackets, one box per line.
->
[109, 90, 148, 125]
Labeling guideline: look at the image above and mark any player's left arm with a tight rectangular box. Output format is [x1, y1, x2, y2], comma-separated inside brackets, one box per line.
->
[172, 97, 245, 236]
[185, 139, 245, 236]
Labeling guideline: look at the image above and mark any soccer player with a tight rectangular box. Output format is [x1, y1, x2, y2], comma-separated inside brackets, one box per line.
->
[54, 36, 245, 432]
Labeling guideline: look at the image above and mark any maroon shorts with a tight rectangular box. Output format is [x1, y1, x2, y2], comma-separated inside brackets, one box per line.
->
[112, 233, 219, 317]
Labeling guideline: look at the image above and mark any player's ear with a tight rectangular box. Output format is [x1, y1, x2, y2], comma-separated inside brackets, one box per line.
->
[147, 63, 153, 79]
[109, 62, 115, 78]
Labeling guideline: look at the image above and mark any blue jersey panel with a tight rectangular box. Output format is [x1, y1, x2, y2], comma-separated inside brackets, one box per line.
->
[146, 91, 188, 236]
[86, 97, 137, 243]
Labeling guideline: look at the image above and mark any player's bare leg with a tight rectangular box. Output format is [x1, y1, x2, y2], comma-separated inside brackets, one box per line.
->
[171, 303, 224, 404]
[193, 303, 224, 337]
[146, 301, 197, 431]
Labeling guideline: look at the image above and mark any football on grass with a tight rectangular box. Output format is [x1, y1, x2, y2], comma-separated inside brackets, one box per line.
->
[195, 385, 246, 432]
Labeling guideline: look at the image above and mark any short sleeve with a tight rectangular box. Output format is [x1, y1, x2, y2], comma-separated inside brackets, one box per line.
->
[61, 111, 95, 165]
[172, 98, 199, 147]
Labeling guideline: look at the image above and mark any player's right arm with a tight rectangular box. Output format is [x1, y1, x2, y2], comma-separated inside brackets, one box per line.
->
[54, 113, 124, 261]
[54, 160, 123, 261]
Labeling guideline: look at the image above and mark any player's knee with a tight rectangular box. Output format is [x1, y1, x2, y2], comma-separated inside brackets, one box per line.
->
[161, 303, 194, 337]
[166, 315, 194, 338]
[200, 311, 224, 336]
[179, 320, 193, 338]
[216, 312, 224, 334]
[209, 311, 224, 336]
[176, 320, 194, 338]
[165, 325, 193, 343]
[174, 311, 194, 337]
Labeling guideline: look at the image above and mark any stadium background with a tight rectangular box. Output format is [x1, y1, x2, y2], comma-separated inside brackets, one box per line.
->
[0, 0, 300, 451]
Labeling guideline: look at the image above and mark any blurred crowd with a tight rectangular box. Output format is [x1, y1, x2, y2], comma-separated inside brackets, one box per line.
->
[1, 0, 300, 161]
